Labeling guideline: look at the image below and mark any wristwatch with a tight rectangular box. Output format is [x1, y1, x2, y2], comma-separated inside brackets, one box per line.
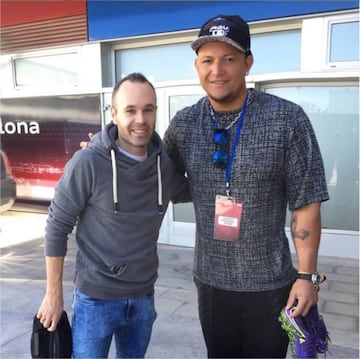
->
[297, 272, 326, 285]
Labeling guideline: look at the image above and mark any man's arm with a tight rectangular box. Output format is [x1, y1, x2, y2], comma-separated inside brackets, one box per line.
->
[36, 256, 65, 332]
[286, 202, 322, 317]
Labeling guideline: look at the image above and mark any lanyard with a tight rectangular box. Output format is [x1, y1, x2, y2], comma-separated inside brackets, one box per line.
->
[225, 93, 248, 196]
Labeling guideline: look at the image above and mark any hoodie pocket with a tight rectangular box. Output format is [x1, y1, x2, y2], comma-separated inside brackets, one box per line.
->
[109, 263, 128, 276]
[99, 250, 158, 284]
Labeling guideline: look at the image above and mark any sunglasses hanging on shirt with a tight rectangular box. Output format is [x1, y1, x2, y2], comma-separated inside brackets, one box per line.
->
[210, 105, 241, 170]
[213, 128, 229, 169]
[211, 93, 249, 196]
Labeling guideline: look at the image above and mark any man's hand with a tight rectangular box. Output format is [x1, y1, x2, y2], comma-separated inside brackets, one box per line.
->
[37, 256, 65, 331]
[285, 279, 318, 318]
[37, 293, 64, 332]
[80, 132, 94, 149]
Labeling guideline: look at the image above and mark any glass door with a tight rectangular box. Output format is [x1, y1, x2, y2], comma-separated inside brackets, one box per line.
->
[157, 84, 205, 247]
[263, 83, 359, 258]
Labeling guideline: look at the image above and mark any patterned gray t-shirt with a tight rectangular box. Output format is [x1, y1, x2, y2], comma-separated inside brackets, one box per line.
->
[164, 89, 329, 292]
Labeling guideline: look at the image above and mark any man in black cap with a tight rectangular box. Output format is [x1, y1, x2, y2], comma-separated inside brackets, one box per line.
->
[164, 15, 329, 358]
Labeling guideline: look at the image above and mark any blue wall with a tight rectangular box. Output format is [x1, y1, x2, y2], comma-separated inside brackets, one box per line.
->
[87, 1, 358, 41]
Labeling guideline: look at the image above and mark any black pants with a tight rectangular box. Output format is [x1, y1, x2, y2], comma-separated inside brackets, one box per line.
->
[195, 278, 291, 358]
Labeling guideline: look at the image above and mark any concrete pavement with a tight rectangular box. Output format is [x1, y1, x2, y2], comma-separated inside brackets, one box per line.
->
[1, 233, 359, 358]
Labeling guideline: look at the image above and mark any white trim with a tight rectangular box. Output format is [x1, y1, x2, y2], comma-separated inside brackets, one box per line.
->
[12, 50, 80, 89]
[301, 13, 359, 73]
[325, 13, 360, 70]
[247, 72, 359, 85]
[1, 43, 104, 98]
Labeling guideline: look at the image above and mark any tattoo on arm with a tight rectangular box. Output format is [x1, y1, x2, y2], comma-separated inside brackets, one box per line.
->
[291, 215, 310, 240]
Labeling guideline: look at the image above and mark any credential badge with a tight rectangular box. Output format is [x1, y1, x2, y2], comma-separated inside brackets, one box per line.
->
[209, 25, 229, 37]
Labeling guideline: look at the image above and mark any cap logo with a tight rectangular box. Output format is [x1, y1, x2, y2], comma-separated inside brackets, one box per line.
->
[209, 25, 229, 37]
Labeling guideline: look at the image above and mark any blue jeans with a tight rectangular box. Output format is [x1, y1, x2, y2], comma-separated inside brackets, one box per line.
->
[72, 288, 157, 358]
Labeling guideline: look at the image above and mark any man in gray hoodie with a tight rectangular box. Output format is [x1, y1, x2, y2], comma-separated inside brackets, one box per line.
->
[36, 72, 190, 358]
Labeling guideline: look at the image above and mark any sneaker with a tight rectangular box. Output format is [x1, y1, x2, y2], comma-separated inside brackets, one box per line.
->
[279, 304, 330, 359]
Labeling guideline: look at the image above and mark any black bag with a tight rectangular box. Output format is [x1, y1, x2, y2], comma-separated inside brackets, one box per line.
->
[31, 311, 72, 358]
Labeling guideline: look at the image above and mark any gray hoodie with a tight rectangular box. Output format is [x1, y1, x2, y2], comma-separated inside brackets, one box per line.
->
[45, 123, 190, 299]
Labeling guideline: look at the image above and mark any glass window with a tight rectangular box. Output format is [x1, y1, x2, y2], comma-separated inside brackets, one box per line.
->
[115, 43, 197, 83]
[329, 21, 359, 62]
[169, 94, 203, 223]
[13, 53, 79, 87]
[250, 30, 301, 74]
[169, 94, 203, 119]
[265, 85, 359, 231]
[115, 30, 301, 80]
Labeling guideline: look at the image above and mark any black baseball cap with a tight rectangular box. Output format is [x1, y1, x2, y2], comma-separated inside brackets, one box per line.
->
[191, 15, 252, 56]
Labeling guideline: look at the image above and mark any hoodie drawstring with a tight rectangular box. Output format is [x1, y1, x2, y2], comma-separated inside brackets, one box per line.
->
[110, 149, 163, 214]
[157, 155, 164, 214]
[110, 149, 119, 213]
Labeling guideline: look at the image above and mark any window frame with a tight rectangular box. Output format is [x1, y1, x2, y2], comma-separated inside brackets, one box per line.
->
[11, 49, 80, 89]
[325, 14, 360, 70]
